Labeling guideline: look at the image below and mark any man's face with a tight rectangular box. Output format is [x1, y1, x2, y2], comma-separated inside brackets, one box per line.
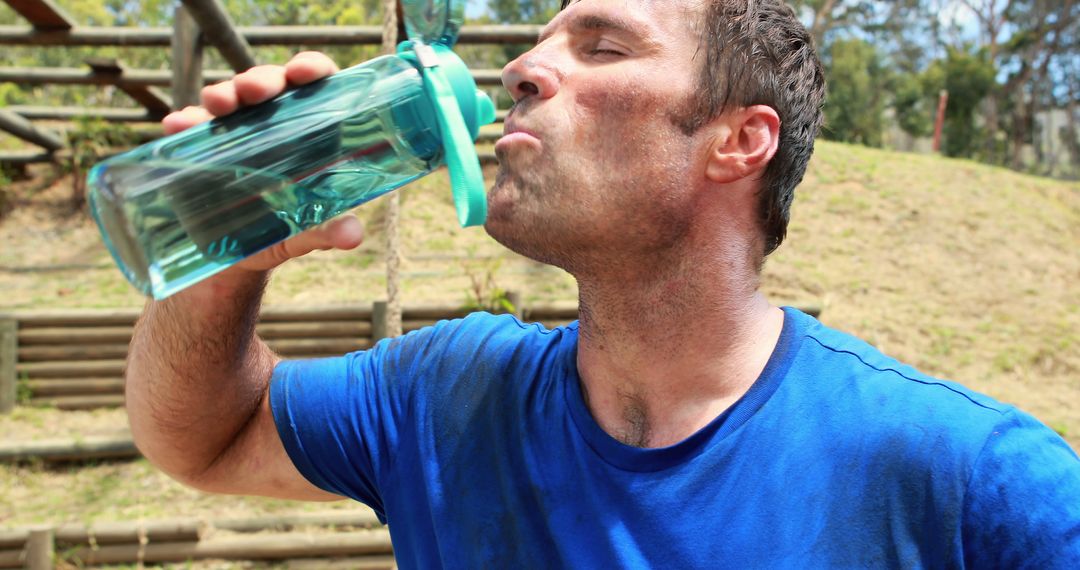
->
[485, 0, 710, 274]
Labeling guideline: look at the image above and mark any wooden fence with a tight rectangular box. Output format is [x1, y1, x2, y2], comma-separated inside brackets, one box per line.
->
[0, 298, 584, 414]
[0, 509, 395, 569]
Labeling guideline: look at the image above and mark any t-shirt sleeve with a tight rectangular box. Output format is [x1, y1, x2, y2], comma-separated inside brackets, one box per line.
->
[962, 408, 1080, 568]
[268, 320, 456, 516]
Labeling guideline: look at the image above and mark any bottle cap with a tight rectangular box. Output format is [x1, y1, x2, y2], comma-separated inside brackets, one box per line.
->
[398, 41, 494, 227]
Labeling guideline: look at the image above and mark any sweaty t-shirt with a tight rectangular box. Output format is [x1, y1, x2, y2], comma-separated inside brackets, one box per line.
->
[270, 307, 1080, 568]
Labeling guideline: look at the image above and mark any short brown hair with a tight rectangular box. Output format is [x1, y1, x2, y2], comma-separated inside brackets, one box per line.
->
[693, 0, 825, 256]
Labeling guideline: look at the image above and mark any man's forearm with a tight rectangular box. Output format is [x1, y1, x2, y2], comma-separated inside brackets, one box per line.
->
[125, 270, 279, 484]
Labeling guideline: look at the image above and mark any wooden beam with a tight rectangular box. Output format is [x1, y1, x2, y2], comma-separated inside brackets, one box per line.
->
[0, 317, 15, 414]
[0, 66, 503, 87]
[85, 58, 173, 119]
[171, 4, 204, 110]
[0, 108, 64, 151]
[180, 0, 256, 72]
[4, 0, 74, 30]
[0, 150, 53, 164]
[6, 105, 159, 122]
[0, 24, 542, 46]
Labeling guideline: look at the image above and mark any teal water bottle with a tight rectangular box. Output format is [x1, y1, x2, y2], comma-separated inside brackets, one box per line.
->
[88, 0, 494, 300]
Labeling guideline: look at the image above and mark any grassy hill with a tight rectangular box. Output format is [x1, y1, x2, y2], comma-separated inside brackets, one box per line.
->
[0, 140, 1077, 530]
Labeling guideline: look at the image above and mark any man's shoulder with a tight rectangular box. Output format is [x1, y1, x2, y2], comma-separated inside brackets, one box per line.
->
[782, 309, 1012, 444]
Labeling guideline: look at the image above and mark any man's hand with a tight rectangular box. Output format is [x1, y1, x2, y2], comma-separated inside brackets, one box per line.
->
[162, 51, 364, 274]
[126, 51, 351, 502]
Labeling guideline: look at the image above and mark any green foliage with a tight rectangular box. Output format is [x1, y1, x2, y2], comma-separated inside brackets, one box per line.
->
[461, 252, 516, 314]
[822, 38, 886, 147]
[922, 47, 997, 158]
[16, 372, 32, 406]
[66, 116, 138, 209]
[892, 72, 931, 138]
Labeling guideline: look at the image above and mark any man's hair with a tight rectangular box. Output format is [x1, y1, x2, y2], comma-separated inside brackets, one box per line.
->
[560, 0, 826, 257]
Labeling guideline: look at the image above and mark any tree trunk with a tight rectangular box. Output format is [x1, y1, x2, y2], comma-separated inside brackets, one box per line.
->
[382, 0, 403, 338]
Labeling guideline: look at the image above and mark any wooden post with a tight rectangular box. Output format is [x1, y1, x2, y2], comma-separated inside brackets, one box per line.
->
[180, 0, 256, 73]
[0, 317, 16, 414]
[371, 301, 388, 343]
[932, 89, 948, 154]
[25, 526, 54, 570]
[172, 4, 204, 110]
[505, 291, 523, 319]
[383, 0, 404, 339]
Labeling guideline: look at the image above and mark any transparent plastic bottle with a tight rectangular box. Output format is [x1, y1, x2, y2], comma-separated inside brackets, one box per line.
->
[88, 43, 494, 299]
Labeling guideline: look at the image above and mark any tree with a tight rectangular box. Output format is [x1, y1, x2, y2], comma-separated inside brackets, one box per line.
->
[922, 46, 997, 158]
[822, 38, 887, 146]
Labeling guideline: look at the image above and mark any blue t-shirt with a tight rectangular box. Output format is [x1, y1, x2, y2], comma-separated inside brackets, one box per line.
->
[270, 307, 1080, 568]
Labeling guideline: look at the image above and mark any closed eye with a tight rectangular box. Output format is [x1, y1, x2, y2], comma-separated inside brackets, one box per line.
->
[586, 40, 628, 58]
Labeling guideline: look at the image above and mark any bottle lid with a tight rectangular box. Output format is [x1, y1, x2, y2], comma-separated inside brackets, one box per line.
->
[401, 0, 465, 47]
[398, 41, 494, 228]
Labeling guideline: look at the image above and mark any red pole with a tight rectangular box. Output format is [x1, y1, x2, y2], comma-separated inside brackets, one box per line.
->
[932, 89, 949, 153]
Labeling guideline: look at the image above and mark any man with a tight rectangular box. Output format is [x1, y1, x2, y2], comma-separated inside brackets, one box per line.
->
[130, 0, 1080, 567]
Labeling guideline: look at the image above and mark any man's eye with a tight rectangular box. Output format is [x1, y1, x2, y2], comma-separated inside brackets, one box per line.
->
[586, 40, 627, 57]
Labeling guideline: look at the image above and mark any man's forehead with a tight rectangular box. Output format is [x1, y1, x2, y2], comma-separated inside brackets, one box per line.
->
[541, 0, 698, 41]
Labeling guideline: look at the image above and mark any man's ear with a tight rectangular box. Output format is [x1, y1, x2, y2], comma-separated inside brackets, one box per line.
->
[705, 105, 780, 184]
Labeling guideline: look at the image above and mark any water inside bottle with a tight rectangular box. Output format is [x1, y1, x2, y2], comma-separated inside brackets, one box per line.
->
[91, 101, 434, 299]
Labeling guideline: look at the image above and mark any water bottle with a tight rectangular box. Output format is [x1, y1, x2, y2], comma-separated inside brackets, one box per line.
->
[88, 0, 494, 300]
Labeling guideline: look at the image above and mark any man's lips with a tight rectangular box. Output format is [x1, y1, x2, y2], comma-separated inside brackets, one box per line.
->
[495, 120, 542, 151]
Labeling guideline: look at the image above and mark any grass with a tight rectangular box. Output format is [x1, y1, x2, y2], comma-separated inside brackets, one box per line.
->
[0, 140, 1077, 534]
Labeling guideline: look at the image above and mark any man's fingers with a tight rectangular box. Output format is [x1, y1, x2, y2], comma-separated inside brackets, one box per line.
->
[284, 51, 341, 86]
[237, 215, 365, 272]
[201, 81, 240, 117]
[161, 106, 216, 135]
[233, 65, 289, 106]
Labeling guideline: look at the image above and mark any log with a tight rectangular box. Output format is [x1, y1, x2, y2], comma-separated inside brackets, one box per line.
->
[171, 3, 203, 110]
[18, 343, 128, 362]
[5, 105, 158, 122]
[55, 519, 204, 546]
[257, 321, 372, 339]
[64, 529, 392, 565]
[526, 303, 580, 321]
[25, 527, 52, 570]
[287, 555, 397, 569]
[180, 0, 256, 73]
[0, 435, 137, 462]
[212, 509, 381, 533]
[0, 150, 52, 164]
[17, 359, 125, 378]
[6, 0, 74, 30]
[0, 318, 15, 414]
[29, 394, 125, 410]
[267, 338, 371, 357]
[16, 321, 373, 345]
[0, 547, 22, 568]
[25, 378, 124, 396]
[18, 326, 133, 345]
[401, 305, 475, 320]
[260, 306, 373, 323]
[85, 58, 173, 119]
[15, 308, 141, 328]
[0, 24, 542, 46]
[0, 108, 64, 151]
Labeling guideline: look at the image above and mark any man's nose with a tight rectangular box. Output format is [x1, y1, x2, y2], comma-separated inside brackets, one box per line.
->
[501, 49, 560, 103]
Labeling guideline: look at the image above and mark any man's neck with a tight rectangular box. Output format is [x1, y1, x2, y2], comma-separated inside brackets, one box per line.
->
[573, 255, 784, 449]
